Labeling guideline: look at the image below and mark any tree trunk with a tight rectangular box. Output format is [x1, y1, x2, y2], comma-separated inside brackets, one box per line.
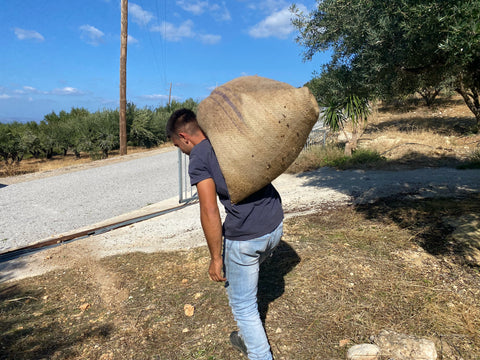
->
[455, 82, 480, 128]
[418, 87, 440, 107]
[344, 142, 353, 156]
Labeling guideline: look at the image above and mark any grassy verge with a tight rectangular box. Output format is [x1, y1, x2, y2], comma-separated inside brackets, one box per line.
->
[457, 149, 480, 170]
[1, 196, 479, 359]
[288, 144, 387, 173]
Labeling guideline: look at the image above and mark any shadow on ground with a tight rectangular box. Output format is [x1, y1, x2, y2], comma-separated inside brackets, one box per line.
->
[0, 284, 114, 360]
[365, 115, 477, 136]
[355, 194, 480, 268]
[296, 166, 480, 204]
[0, 258, 28, 284]
[257, 241, 301, 324]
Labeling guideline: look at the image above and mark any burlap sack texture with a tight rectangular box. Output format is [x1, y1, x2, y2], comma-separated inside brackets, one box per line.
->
[197, 75, 320, 204]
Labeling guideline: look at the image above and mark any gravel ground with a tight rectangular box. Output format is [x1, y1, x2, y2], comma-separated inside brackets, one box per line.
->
[0, 149, 179, 251]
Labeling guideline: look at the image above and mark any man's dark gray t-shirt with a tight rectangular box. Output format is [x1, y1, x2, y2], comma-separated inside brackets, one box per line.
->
[188, 139, 283, 241]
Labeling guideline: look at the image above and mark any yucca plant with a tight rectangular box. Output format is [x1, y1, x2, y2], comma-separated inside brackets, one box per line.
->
[322, 95, 371, 156]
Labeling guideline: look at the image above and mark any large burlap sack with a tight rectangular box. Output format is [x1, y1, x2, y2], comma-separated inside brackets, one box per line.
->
[197, 75, 319, 203]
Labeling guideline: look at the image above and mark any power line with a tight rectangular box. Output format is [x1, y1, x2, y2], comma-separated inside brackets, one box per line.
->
[137, 0, 169, 99]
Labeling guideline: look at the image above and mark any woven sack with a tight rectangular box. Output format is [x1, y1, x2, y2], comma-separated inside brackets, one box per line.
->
[197, 75, 319, 203]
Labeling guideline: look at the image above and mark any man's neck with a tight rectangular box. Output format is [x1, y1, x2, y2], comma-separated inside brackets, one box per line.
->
[189, 132, 207, 147]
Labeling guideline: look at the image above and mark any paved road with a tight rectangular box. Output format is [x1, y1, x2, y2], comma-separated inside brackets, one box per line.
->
[0, 149, 179, 252]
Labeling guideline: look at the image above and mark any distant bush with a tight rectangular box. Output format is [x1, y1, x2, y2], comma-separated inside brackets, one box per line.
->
[0, 99, 199, 163]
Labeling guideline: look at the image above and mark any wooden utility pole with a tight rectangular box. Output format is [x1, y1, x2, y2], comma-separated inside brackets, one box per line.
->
[119, 0, 128, 155]
[168, 82, 172, 106]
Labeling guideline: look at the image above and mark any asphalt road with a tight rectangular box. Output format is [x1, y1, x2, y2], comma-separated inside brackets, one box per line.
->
[0, 149, 180, 252]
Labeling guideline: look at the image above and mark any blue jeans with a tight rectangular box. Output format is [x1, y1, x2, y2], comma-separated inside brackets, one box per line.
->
[224, 222, 283, 360]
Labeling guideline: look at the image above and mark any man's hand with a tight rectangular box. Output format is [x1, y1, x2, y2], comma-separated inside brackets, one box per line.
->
[209, 257, 226, 282]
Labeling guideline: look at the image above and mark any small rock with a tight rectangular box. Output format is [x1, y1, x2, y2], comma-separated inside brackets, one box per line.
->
[373, 330, 437, 360]
[184, 304, 195, 317]
[79, 303, 91, 312]
[99, 351, 113, 360]
[347, 344, 380, 360]
[339, 339, 352, 347]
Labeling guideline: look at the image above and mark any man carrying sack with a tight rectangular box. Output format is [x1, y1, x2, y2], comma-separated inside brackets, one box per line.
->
[166, 108, 283, 360]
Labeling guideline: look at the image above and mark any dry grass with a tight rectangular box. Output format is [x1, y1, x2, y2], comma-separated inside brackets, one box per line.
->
[360, 97, 480, 168]
[291, 96, 480, 172]
[1, 196, 479, 360]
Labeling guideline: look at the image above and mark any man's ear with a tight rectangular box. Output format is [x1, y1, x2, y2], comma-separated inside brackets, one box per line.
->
[178, 132, 190, 143]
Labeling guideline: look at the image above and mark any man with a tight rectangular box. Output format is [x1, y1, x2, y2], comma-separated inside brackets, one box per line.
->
[166, 108, 283, 360]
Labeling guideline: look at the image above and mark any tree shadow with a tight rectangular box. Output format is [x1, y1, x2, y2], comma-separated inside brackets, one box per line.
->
[0, 258, 28, 284]
[355, 194, 480, 268]
[257, 240, 301, 324]
[0, 283, 114, 359]
[365, 115, 476, 136]
[296, 166, 480, 205]
[378, 96, 465, 114]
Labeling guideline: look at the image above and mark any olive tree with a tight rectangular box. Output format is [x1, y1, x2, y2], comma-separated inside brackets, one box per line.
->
[292, 0, 480, 127]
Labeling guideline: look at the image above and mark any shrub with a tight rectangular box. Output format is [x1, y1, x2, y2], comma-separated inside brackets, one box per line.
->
[287, 145, 386, 173]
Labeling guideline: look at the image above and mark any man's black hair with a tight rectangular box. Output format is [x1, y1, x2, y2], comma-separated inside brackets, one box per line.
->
[166, 108, 197, 139]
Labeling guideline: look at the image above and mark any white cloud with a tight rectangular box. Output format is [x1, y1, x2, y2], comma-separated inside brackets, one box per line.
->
[138, 94, 170, 100]
[199, 34, 221, 44]
[176, 1, 230, 21]
[129, 3, 154, 26]
[79, 24, 105, 46]
[151, 20, 220, 44]
[51, 87, 84, 95]
[209, 2, 231, 21]
[241, 0, 288, 12]
[249, 5, 304, 39]
[151, 20, 195, 42]
[0, 94, 11, 99]
[14, 28, 45, 42]
[17, 86, 46, 95]
[176, 0, 209, 15]
[128, 35, 139, 44]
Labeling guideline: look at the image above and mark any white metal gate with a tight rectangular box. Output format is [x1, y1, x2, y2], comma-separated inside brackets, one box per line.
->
[178, 149, 198, 203]
[303, 120, 328, 151]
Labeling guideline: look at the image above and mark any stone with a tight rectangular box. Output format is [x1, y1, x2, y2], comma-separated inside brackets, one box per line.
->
[373, 330, 437, 360]
[346, 344, 380, 360]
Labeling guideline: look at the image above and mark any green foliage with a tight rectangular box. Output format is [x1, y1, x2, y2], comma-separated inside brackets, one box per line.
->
[130, 109, 159, 148]
[0, 98, 199, 162]
[0, 122, 27, 165]
[293, 0, 480, 124]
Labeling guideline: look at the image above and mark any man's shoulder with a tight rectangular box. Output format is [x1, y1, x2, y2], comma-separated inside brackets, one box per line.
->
[191, 138, 212, 156]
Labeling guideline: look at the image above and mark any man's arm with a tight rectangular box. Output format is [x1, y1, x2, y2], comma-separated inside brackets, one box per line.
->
[196, 178, 226, 282]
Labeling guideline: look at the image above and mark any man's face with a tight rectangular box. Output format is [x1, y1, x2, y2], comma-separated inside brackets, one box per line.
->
[172, 134, 193, 155]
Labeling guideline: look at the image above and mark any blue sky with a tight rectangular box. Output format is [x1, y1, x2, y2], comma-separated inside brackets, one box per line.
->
[0, 0, 329, 123]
